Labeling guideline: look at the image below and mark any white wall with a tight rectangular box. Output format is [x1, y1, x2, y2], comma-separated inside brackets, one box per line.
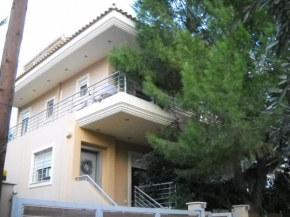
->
[5, 113, 108, 205]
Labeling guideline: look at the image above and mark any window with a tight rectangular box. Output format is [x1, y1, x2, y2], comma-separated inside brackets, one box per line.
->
[46, 99, 54, 118]
[21, 111, 30, 136]
[31, 147, 52, 184]
[80, 82, 87, 96]
[79, 79, 88, 97]
[76, 74, 89, 97]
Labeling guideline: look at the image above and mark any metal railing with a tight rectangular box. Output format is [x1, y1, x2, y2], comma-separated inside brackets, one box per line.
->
[134, 186, 164, 209]
[11, 196, 200, 217]
[8, 72, 151, 141]
[75, 175, 118, 206]
[135, 182, 176, 209]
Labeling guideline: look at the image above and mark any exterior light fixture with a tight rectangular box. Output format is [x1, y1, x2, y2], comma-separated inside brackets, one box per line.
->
[107, 40, 112, 43]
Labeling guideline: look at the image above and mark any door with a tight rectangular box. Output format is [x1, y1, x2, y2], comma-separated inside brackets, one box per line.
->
[131, 167, 146, 207]
[80, 149, 99, 184]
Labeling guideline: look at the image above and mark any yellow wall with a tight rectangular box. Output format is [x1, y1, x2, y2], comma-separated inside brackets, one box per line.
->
[7, 106, 152, 206]
[114, 141, 151, 206]
[72, 125, 116, 199]
[72, 124, 151, 206]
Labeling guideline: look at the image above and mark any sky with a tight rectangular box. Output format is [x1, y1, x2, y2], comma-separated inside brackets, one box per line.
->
[0, 0, 135, 126]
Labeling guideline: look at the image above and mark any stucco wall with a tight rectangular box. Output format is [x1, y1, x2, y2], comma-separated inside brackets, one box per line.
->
[72, 124, 152, 206]
[5, 114, 75, 201]
[71, 125, 116, 201]
[7, 109, 152, 206]
[60, 57, 110, 100]
[0, 183, 15, 217]
[17, 86, 58, 123]
[17, 57, 111, 124]
[114, 141, 151, 206]
[5, 113, 108, 205]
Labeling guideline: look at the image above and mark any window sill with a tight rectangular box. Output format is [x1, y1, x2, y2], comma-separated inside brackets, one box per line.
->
[29, 180, 52, 189]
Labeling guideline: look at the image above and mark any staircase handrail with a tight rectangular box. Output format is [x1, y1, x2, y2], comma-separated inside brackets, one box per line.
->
[134, 186, 164, 209]
[75, 175, 118, 206]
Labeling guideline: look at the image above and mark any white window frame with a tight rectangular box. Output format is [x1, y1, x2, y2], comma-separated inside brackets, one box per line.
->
[29, 143, 55, 188]
[76, 73, 90, 96]
[19, 107, 31, 136]
[44, 96, 55, 119]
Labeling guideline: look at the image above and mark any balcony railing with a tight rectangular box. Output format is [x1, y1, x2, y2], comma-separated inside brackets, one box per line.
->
[135, 182, 176, 209]
[8, 72, 151, 141]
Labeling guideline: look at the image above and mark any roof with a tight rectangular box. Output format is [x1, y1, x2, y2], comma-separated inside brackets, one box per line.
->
[16, 4, 136, 82]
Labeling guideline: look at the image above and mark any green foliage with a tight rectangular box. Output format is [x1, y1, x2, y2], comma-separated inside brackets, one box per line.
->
[263, 172, 290, 216]
[141, 150, 290, 213]
[110, 0, 283, 211]
[233, 0, 290, 55]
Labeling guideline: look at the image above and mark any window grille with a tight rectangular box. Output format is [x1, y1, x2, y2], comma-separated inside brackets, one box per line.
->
[21, 117, 29, 136]
[46, 100, 54, 117]
[32, 148, 52, 184]
[21, 111, 30, 136]
[79, 79, 88, 97]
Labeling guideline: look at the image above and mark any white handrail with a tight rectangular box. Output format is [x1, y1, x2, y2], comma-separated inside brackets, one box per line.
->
[75, 175, 118, 206]
[138, 182, 173, 188]
[134, 186, 164, 209]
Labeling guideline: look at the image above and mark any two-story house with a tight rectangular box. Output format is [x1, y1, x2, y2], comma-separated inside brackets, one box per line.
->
[4, 4, 186, 208]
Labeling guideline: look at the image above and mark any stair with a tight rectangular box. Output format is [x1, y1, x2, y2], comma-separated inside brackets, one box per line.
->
[134, 182, 176, 209]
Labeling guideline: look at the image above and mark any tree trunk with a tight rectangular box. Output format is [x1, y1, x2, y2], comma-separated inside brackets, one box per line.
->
[251, 159, 267, 212]
[0, 0, 28, 200]
[233, 159, 268, 213]
[233, 162, 253, 208]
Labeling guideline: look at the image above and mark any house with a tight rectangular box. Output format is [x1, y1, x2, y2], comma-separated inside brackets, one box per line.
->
[4, 4, 187, 209]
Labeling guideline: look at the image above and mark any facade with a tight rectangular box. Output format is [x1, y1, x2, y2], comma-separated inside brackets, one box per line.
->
[4, 5, 186, 208]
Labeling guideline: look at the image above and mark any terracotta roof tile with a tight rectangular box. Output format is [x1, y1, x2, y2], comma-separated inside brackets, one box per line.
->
[16, 4, 136, 82]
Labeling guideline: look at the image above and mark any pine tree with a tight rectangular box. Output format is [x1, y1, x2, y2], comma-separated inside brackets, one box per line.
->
[110, 0, 280, 212]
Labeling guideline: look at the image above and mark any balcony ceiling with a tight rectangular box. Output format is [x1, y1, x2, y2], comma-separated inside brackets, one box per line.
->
[14, 16, 136, 108]
[76, 92, 180, 146]
[83, 112, 162, 146]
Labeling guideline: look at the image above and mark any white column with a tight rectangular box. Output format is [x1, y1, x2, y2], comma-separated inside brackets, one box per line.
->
[232, 205, 250, 217]
[187, 202, 207, 217]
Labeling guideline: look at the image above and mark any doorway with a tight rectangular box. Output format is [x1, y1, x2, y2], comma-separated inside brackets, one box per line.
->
[80, 145, 102, 185]
[128, 152, 145, 207]
[131, 167, 146, 207]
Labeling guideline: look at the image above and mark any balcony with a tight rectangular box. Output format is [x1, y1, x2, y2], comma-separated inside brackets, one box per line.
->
[9, 72, 187, 144]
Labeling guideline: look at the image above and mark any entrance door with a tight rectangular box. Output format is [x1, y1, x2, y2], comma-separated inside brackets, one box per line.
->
[80, 149, 99, 184]
[131, 167, 146, 207]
